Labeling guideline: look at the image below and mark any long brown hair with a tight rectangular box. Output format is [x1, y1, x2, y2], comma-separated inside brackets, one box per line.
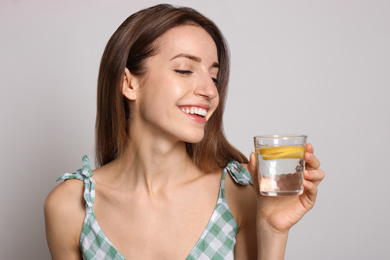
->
[96, 4, 248, 172]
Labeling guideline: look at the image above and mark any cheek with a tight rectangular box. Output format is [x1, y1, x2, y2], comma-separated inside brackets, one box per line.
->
[210, 95, 220, 117]
[215, 94, 220, 107]
[138, 88, 176, 123]
[139, 94, 165, 118]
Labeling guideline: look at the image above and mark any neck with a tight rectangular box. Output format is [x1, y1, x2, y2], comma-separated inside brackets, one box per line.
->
[107, 130, 200, 195]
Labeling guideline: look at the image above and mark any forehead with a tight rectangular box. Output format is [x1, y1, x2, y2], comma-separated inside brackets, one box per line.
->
[154, 25, 218, 61]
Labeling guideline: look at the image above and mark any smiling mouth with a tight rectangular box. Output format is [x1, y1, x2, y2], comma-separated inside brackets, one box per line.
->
[180, 107, 208, 118]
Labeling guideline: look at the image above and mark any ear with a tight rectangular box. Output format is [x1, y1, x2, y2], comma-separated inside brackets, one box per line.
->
[121, 68, 140, 101]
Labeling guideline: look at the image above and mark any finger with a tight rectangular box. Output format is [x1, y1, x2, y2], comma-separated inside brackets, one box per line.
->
[300, 179, 318, 211]
[306, 143, 314, 154]
[248, 152, 260, 195]
[303, 169, 325, 186]
[249, 152, 257, 173]
[305, 152, 320, 170]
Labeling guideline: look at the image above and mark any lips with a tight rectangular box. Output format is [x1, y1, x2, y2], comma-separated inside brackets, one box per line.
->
[178, 104, 210, 123]
[180, 106, 207, 117]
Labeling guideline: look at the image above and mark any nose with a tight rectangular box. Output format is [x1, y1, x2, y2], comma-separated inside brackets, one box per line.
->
[194, 73, 219, 100]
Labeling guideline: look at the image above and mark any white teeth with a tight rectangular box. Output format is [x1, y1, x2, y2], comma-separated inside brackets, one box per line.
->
[181, 107, 207, 117]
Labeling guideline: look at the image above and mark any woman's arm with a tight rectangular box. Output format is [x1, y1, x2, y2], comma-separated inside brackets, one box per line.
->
[256, 219, 288, 260]
[44, 179, 85, 260]
[229, 171, 289, 260]
[234, 143, 324, 259]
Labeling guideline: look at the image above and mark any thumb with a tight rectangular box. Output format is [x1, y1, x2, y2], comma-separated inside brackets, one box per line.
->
[248, 152, 260, 195]
[249, 152, 257, 173]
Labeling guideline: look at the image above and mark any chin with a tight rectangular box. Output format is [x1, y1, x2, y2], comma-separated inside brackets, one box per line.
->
[181, 130, 205, 144]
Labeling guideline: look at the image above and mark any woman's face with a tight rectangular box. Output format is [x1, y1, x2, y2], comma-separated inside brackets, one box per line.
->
[131, 25, 220, 144]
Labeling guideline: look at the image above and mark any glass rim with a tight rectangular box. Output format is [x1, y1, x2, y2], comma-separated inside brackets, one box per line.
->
[254, 134, 307, 139]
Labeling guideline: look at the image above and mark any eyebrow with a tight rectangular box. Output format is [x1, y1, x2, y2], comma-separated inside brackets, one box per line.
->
[170, 53, 220, 68]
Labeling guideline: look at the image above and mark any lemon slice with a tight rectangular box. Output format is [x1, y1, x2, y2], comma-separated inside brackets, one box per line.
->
[256, 146, 305, 160]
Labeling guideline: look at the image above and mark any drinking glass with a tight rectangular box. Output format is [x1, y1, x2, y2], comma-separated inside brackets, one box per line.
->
[254, 134, 307, 196]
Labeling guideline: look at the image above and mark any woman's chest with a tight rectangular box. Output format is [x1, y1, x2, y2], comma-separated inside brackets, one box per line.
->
[91, 177, 222, 259]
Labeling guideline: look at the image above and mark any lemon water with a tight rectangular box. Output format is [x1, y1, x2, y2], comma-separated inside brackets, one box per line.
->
[256, 145, 305, 196]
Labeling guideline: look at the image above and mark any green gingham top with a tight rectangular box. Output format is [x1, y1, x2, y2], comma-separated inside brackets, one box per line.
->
[57, 156, 253, 260]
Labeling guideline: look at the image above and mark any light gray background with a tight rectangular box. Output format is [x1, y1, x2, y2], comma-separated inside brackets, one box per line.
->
[1, 0, 389, 259]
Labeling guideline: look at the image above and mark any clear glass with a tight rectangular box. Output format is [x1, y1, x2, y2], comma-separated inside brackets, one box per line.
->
[254, 134, 307, 196]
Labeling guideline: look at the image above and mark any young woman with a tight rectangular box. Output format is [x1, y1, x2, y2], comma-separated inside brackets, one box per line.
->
[44, 4, 324, 260]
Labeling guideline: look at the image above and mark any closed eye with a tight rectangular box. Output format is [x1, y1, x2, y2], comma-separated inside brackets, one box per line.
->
[175, 70, 193, 75]
[212, 78, 219, 86]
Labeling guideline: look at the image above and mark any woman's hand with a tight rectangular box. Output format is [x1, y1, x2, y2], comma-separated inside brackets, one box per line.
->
[248, 143, 325, 234]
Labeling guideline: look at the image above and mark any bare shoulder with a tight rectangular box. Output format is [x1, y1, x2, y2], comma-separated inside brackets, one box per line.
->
[225, 163, 258, 259]
[44, 179, 85, 259]
[45, 178, 85, 217]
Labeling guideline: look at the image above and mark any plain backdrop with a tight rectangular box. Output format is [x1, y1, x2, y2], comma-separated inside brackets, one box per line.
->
[1, 0, 389, 259]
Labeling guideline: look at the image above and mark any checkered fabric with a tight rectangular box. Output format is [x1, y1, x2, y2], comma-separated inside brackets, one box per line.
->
[57, 156, 253, 260]
[57, 156, 125, 260]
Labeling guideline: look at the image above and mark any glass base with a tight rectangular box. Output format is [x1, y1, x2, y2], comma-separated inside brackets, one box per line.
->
[260, 190, 303, 196]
